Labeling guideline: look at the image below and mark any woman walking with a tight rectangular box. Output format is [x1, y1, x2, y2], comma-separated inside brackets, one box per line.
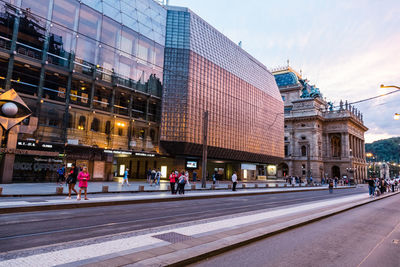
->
[77, 166, 90, 200]
[66, 163, 78, 199]
[169, 170, 176, 194]
[122, 168, 130, 186]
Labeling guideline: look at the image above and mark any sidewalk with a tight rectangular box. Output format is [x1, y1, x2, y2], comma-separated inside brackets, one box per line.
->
[1, 191, 397, 267]
[0, 185, 355, 214]
[0, 180, 337, 197]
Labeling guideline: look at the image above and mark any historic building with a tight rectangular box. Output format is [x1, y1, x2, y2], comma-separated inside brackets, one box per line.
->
[272, 66, 368, 183]
[0, 0, 283, 182]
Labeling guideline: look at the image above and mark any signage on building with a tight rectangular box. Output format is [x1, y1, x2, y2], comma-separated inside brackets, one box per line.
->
[104, 150, 132, 155]
[134, 152, 155, 157]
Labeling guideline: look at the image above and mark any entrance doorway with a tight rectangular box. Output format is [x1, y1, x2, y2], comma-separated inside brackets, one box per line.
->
[277, 163, 289, 177]
[332, 166, 340, 178]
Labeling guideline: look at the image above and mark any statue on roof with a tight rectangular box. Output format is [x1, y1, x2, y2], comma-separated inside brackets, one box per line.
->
[327, 101, 334, 111]
[299, 79, 310, 98]
[309, 85, 322, 98]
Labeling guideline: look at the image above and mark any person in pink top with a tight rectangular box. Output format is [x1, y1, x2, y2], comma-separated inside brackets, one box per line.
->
[77, 166, 90, 200]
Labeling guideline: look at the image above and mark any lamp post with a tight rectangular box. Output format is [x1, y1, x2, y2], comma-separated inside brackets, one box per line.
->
[381, 85, 399, 121]
[394, 113, 400, 120]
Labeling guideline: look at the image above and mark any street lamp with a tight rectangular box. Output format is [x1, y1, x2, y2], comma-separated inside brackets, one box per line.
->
[394, 113, 400, 120]
[380, 84, 400, 90]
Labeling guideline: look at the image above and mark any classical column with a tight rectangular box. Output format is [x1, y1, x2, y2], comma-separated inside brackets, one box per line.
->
[341, 132, 349, 158]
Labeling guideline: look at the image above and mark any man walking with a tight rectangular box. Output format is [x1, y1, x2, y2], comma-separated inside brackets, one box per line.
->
[364, 177, 375, 197]
[232, 171, 237, 191]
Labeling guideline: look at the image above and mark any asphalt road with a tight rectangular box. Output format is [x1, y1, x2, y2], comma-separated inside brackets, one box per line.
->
[192, 193, 400, 267]
[0, 187, 367, 253]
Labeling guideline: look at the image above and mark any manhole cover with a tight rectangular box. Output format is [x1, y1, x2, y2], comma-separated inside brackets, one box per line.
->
[152, 232, 193, 243]
[392, 239, 400, 244]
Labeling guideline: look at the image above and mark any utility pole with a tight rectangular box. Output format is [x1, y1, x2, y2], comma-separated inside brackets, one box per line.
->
[201, 111, 208, 188]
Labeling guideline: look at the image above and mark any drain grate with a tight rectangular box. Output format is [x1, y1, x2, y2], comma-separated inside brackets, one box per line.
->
[152, 232, 193, 243]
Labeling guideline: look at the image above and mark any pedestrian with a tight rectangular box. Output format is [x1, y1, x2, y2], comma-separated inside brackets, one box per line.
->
[192, 170, 197, 183]
[328, 178, 334, 193]
[334, 177, 338, 188]
[232, 171, 237, 191]
[155, 169, 161, 185]
[177, 171, 187, 195]
[122, 168, 130, 186]
[150, 169, 156, 186]
[365, 177, 375, 197]
[169, 171, 176, 194]
[56, 165, 66, 186]
[212, 171, 217, 185]
[147, 168, 152, 183]
[77, 166, 90, 200]
[65, 163, 78, 199]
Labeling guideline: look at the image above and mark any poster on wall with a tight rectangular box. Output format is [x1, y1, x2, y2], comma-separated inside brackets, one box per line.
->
[93, 161, 105, 179]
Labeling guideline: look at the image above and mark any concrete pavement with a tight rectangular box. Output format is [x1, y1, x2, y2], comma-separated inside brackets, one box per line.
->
[0, 189, 397, 267]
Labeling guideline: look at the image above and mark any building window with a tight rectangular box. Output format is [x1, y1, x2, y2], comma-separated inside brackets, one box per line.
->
[301, 145, 307, 157]
[91, 118, 100, 132]
[67, 114, 74, 128]
[282, 95, 285, 101]
[284, 145, 288, 157]
[331, 135, 341, 157]
[118, 127, 123, 136]
[78, 115, 86, 130]
[284, 136, 288, 141]
[301, 136, 306, 140]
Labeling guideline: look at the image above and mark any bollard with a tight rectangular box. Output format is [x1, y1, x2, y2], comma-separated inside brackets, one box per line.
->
[211, 185, 216, 190]
[255, 184, 258, 188]
[0, 187, 2, 195]
[266, 184, 269, 188]
[228, 184, 232, 189]
[284, 184, 287, 187]
[191, 184, 196, 190]
[292, 184, 295, 187]
[102, 186, 109, 193]
[275, 184, 279, 187]
[167, 185, 171, 190]
[138, 185, 144, 191]
[242, 184, 246, 189]
[56, 187, 63, 195]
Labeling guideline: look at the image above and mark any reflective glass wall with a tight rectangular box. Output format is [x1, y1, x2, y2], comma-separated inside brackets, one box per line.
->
[0, 0, 165, 152]
[162, 7, 284, 161]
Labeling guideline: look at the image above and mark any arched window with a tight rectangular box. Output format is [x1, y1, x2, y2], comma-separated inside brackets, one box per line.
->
[78, 115, 86, 130]
[105, 121, 111, 134]
[67, 114, 74, 128]
[301, 145, 307, 156]
[150, 129, 155, 141]
[91, 118, 100, 132]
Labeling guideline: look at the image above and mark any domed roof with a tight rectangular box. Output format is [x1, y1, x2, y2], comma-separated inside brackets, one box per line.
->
[274, 72, 299, 87]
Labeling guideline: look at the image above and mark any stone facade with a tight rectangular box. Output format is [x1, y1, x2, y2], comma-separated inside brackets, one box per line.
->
[272, 67, 368, 183]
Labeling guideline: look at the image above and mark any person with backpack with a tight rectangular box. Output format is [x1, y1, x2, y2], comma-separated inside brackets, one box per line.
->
[150, 169, 156, 186]
[57, 165, 66, 186]
[212, 171, 217, 185]
[328, 178, 334, 194]
[169, 170, 176, 194]
[65, 163, 78, 199]
[177, 171, 187, 195]
[77, 166, 90, 200]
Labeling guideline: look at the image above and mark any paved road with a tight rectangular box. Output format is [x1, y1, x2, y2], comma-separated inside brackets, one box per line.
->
[0, 187, 367, 253]
[192, 193, 400, 267]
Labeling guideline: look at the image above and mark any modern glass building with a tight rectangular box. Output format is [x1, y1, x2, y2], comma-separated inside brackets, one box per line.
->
[0, 0, 167, 182]
[161, 6, 284, 180]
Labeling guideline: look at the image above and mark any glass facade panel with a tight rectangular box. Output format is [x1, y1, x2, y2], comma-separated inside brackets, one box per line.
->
[101, 16, 120, 48]
[52, 0, 79, 30]
[70, 79, 91, 107]
[44, 71, 68, 102]
[78, 4, 101, 41]
[11, 61, 40, 96]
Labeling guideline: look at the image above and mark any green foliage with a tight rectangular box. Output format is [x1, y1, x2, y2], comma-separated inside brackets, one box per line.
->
[365, 137, 400, 162]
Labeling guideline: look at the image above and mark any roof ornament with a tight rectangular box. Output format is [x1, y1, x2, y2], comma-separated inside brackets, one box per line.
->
[345, 100, 348, 110]
[339, 100, 343, 110]
[327, 101, 334, 111]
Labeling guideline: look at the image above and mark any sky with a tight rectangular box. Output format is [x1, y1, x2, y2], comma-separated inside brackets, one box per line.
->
[168, 0, 400, 143]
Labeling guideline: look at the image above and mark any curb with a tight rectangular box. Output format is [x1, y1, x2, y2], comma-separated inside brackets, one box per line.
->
[0, 187, 355, 214]
[164, 191, 399, 267]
